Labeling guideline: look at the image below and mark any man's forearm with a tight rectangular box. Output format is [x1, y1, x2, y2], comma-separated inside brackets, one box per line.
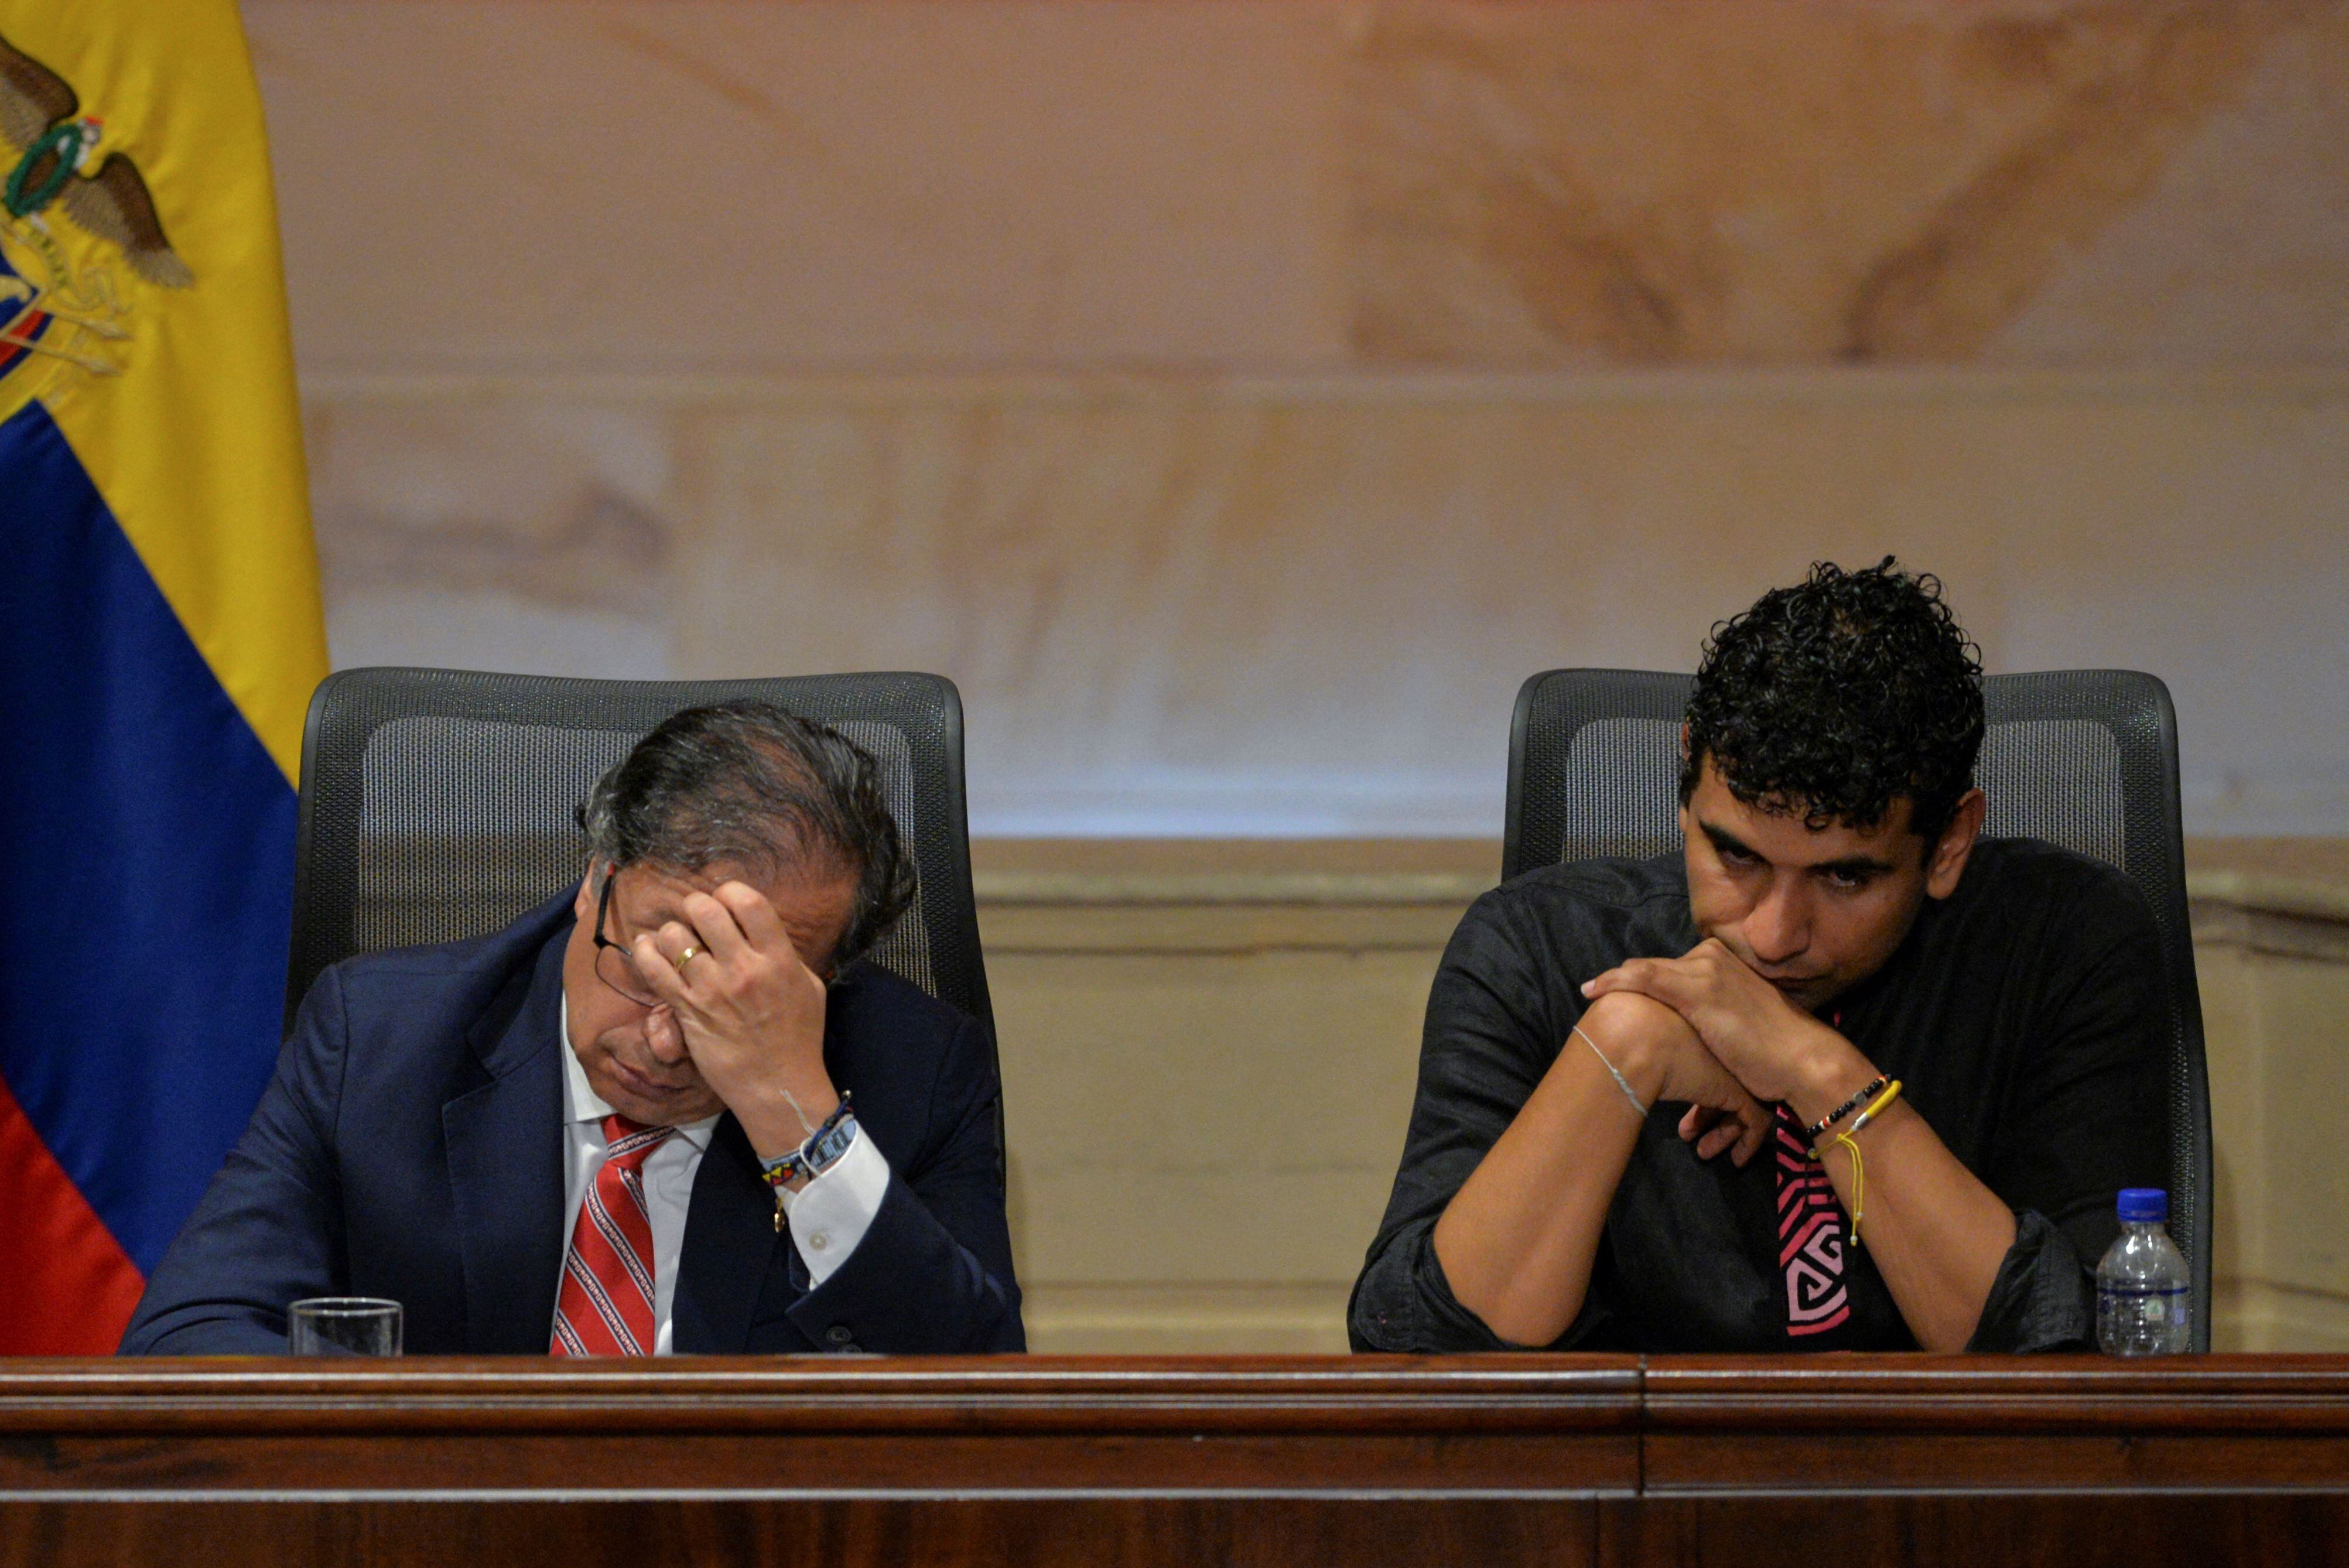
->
[1431, 1006, 1655, 1347]
[1811, 1099, 2015, 1350]
[1785, 1054, 2013, 1350]
[785, 1172, 1025, 1352]
[121, 1307, 296, 1357]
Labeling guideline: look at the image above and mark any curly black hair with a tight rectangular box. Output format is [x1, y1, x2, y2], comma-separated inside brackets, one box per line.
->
[1680, 558, 1984, 842]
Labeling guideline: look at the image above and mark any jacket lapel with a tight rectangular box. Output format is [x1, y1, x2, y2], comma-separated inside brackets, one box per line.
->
[442, 925, 568, 1353]
[672, 1113, 787, 1353]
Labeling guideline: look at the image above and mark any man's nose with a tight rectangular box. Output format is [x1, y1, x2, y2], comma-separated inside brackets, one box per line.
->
[640, 1008, 691, 1066]
[1742, 879, 1811, 966]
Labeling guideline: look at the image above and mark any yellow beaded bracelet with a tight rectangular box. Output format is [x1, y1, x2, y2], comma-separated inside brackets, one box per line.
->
[1845, 1078, 1904, 1137]
[1821, 1079, 1902, 1247]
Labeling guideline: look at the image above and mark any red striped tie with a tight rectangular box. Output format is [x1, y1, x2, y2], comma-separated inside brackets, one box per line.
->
[551, 1115, 675, 1357]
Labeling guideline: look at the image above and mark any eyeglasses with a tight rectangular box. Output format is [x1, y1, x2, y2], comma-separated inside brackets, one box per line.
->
[590, 869, 663, 1008]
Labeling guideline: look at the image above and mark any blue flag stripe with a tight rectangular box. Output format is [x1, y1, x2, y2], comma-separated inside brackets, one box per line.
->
[0, 400, 295, 1275]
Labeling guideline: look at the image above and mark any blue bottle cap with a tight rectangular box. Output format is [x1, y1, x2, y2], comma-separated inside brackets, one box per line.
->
[2117, 1187, 2167, 1223]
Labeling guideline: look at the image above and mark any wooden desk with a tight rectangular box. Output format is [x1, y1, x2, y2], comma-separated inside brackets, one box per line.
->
[4, 1355, 2345, 1566]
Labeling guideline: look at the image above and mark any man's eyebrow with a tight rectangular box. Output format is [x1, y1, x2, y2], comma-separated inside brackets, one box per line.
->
[1700, 818, 1897, 876]
[1698, 821, 1756, 857]
[1808, 853, 1899, 877]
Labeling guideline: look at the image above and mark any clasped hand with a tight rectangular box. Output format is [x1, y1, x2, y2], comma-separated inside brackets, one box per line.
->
[630, 883, 838, 1151]
[1580, 938, 1860, 1167]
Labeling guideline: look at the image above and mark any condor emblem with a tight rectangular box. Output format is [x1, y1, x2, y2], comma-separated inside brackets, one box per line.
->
[1, 28, 192, 389]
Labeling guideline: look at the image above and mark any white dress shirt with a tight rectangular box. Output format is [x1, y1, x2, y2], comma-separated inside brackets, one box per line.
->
[556, 996, 891, 1354]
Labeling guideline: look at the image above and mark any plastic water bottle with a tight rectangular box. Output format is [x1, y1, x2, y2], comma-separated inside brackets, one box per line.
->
[2095, 1187, 2191, 1355]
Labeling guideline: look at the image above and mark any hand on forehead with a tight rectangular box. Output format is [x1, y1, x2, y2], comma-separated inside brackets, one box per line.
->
[613, 858, 857, 970]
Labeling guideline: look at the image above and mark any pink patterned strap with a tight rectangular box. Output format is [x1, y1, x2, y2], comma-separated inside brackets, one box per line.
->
[1775, 1104, 1850, 1338]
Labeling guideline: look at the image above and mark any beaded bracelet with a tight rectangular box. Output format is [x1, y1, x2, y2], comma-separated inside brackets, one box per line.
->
[1806, 1075, 1903, 1158]
[1814, 1080, 1903, 1247]
[761, 1092, 856, 1231]
[1843, 1078, 1904, 1138]
[1803, 1074, 1890, 1142]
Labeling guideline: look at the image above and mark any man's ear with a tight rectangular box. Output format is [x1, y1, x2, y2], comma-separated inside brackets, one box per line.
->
[573, 866, 601, 922]
[1923, 788, 1986, 900]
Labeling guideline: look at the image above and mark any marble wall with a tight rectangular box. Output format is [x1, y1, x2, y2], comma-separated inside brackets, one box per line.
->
[303, 375, 2349, 834]
[248, 0, 2349, 836]
[240, 0, 2349, 1353]
[1345, 1, 2349, 367]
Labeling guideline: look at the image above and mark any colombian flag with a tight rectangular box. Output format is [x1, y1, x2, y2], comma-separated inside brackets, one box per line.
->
[0, 4, 324, 1352]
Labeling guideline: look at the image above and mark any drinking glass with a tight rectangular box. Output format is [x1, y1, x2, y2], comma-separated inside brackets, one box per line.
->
[287, 1297, 403, 1356]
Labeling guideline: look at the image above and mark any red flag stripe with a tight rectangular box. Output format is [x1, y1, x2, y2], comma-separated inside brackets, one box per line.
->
[0, 1076, 146, 1353]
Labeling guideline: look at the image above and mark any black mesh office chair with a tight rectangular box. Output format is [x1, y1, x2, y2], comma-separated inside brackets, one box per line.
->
[284, 668, 997, 1077]
[1504, 669, 2214, 1350]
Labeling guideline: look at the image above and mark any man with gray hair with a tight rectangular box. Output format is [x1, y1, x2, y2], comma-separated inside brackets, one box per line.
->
[124, 701, 1023, 1355]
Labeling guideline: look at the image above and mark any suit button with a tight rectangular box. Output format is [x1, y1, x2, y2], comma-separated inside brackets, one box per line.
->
[825, 1325, 856, 1348]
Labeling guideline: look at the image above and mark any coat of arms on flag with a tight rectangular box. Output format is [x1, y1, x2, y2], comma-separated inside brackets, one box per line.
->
[0, 29, 193, 388]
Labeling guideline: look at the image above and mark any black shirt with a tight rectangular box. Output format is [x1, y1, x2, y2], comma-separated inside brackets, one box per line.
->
[1349, 838, 2169, 1354]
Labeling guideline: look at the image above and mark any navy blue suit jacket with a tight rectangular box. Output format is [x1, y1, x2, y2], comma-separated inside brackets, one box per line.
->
[121, 893, 1024, 1355]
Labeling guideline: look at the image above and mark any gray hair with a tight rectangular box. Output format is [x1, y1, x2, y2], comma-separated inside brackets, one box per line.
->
[579, 700, 918, 968]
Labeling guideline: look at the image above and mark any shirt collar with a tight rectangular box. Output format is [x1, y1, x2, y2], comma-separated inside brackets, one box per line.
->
[558, 992, 720, 1151]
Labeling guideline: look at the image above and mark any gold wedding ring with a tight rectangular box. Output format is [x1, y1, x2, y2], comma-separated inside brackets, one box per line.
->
[676, 946, 700, 967]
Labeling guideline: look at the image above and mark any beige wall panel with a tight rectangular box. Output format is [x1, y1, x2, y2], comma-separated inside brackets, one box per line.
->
[245, 1, 1348, 375]
[973, 844, 1480, 1351]
[2193, 860, 2349, 1350]
[2239, 958, 2349, 1296]
[1016, 1283, 1354, 1353]
[991, 946, 1428, 1281]
[2175, 854, 2349, 1352]
[308, 374, 2349, 833]
[2218, 1283, 2349, 1351]
[2192, 844, 2349, 1345]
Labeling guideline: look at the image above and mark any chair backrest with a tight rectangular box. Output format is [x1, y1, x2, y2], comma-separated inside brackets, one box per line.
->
[1504, 668, 2214, 1350]
[286, 669, 996, 1053]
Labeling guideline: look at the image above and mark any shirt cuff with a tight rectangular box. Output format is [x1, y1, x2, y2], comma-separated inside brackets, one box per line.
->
[777, 1126, 888, 1286]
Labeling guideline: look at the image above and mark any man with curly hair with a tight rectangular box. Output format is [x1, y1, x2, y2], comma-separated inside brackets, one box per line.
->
[1352, 560, 2165, 1353]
